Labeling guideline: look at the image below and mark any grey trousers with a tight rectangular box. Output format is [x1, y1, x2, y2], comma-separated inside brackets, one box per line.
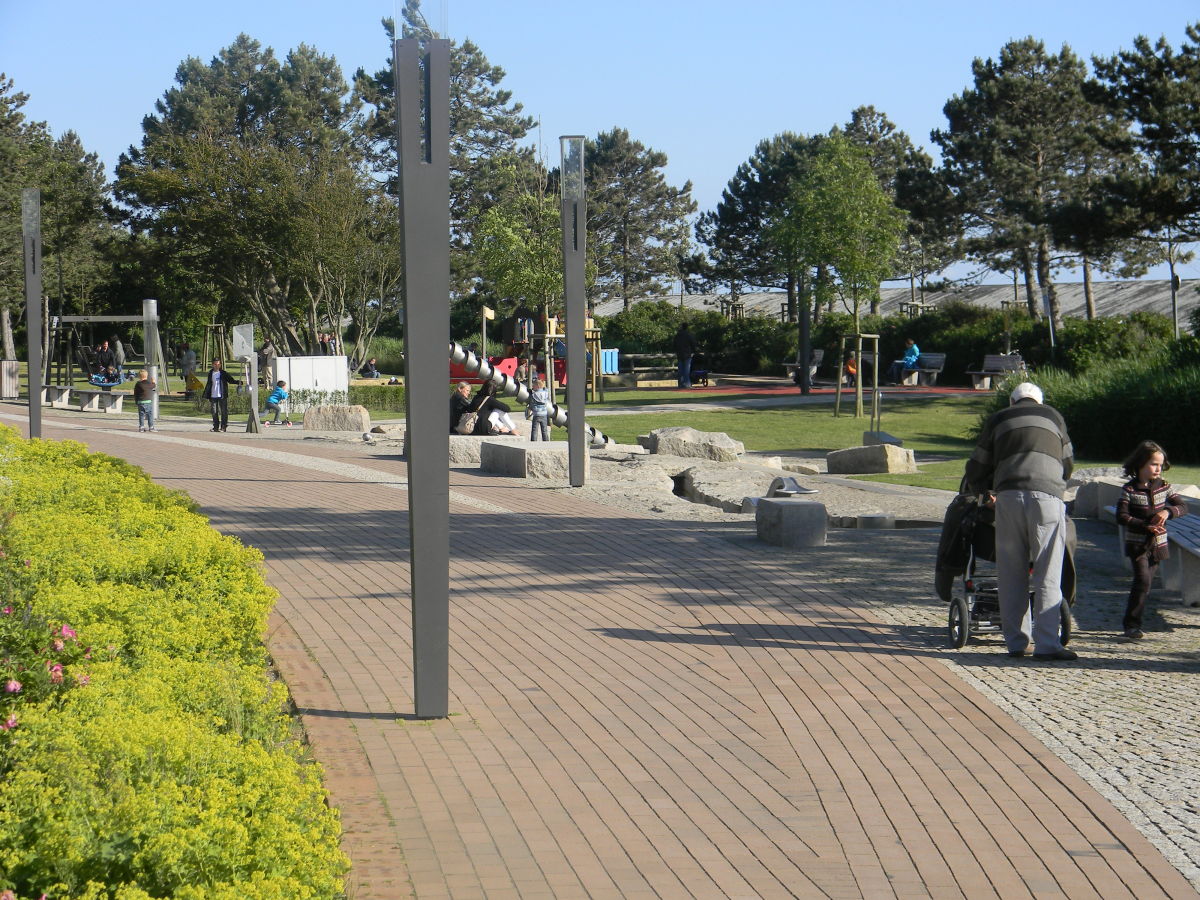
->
[994, 490, 1067, 654]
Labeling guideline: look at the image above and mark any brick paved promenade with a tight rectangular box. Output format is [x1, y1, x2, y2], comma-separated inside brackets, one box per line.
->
[11, 410, 1199, 899]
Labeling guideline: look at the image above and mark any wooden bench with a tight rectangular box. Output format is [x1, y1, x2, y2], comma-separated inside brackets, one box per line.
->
[899, 352, 946, 386]
[41, 385, 73, 408]
[1105, 504, 1200, 607]
[966, 353, 1025, 390]
[73, 389, 125, 414]
[783, 348, 824, 383]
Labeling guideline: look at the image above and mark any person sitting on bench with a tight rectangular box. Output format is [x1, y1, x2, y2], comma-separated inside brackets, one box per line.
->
[887, 338, 920, 384]
[359, 357, 381, 378]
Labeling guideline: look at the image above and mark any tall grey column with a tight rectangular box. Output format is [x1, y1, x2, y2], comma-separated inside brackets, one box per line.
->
[143, 299, 161, 424]
[22, 189, 42, 440]
[559, 136, 586, 487]
[396, 37, 451, 719]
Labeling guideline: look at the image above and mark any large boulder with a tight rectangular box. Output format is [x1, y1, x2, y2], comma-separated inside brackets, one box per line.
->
[826, 443, 917, 475]
[644, 426, 745, 462]
[680, 463, 794, 513]
[589, 455, 676, 492]
[303, 404, 371, 432]
[438, 434, 527, 465]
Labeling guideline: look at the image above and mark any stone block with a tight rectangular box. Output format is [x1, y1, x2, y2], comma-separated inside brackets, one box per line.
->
[479, 442, 588, 480]
[436, 434, 530, 465]
[370, 423, 406, 436]
[756, 498, 828, 548]
[826, 443, 917, 475]
[645, 426, 745, 462]
[303, 404, 371, 432]
[1073, 477, 1126, 519]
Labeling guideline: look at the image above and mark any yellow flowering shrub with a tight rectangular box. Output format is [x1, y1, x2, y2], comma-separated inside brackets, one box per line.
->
[0, 427, 349, 898]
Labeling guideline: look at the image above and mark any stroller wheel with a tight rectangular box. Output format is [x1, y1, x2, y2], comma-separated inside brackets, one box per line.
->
[1060, 604, 1073, 647]
[948, 596, 970, 648]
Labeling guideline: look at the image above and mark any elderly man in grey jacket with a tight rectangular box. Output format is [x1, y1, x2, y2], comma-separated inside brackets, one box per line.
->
[965, 382, 1076, 661]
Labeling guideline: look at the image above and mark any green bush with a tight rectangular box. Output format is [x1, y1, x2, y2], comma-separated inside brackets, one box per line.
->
[348, 384, 407, 412]
[971, 345, 1200, 463]
[0, 427, 348, 898]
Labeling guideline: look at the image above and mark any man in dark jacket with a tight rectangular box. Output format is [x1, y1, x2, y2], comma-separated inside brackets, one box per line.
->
[965, 382, 1076, 660]
[202, 358, 241, 432]
[674, 323, 697, 388]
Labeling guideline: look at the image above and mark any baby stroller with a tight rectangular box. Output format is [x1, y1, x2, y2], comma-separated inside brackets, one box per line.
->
[935, 485, 1076, 649]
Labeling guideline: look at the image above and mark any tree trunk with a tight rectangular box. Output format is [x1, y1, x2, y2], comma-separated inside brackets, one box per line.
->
[1035, 236, 1062, 331]
[1082, 255, 1095, 320]
[786, 271, 797, 323]
[1020, 248, 1040, 320]
[1, 307, 15, 361]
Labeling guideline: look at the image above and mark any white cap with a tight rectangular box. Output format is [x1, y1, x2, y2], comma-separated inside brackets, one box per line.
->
[1009, 382, 1043, 405]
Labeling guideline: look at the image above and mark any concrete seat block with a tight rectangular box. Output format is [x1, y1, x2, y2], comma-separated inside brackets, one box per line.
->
[756, 498, 828, 548]
[479, 442, 589, 480]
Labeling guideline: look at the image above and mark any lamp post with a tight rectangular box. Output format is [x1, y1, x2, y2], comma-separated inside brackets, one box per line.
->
[396, 37, 451, 719]
[22, 189, 43, 440]
[560, 136, 587, 486]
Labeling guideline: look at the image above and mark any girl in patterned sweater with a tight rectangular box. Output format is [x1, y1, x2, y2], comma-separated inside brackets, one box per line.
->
[1116, 441, 1188, 640]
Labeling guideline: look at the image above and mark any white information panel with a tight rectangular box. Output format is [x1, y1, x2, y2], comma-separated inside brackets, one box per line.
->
[274, 356, 349, 413]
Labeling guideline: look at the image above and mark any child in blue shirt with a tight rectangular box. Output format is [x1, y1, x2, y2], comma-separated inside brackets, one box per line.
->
[527, 378, 550, 441]
[263, 380, 290, 426]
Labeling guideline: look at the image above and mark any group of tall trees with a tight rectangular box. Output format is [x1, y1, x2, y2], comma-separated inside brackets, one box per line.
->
[6, 8, 1200, 358]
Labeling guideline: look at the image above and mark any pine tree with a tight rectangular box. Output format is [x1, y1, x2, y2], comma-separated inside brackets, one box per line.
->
[584, 128, 696, 309]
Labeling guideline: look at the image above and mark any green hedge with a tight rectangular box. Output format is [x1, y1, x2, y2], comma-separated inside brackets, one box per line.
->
[0, 426, 348, 899]
[971, 339, 1200, 463]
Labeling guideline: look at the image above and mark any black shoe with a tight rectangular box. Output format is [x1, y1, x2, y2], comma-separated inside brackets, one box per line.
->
[1122, 629, 1144, 641]
[1032, 648, 1078, 661]
[212, 427, 219, 432]
[1007, 648, 1030, 658]
[220, 426, 227, 432]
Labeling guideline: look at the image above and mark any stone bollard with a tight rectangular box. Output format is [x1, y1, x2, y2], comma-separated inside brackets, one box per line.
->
[756, 498, 827, 548]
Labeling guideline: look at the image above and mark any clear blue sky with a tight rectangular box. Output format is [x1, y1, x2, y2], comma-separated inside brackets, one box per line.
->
[4, 0, 1199, 281]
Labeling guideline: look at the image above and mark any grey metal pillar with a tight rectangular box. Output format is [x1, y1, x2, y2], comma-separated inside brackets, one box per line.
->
[143, 299, 161, 424]
[22, 189, 42, 440]
[559, 136, 586, 487]
[396, 37, 451, 719]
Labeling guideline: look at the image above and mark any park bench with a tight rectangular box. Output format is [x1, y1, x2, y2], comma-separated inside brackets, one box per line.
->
[966, 353, 1025, 390]
[783, 348, 824, 383]
[1105, 504, 1200, 607]
[899, 352, 946, 386]
[41, 384, 73, 408]
[621, 353, 678, 387]
[73, 388, 125, 414]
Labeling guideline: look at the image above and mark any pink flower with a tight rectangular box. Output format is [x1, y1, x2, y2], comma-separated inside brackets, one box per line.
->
[74, 673, 90, 687]
[1, 606, 11, 615]
[60, 624, 77, 639]
[0, 889, 16, 900]
[1, 714, 17, 731]
[22, 559, 30, 567]
[51, 639, 64, 652]
[5, 679, 20, 693]
[47, 662, 63, 684]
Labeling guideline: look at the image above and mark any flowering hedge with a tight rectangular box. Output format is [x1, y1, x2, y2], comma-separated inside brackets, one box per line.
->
[0, 426, 348, 899]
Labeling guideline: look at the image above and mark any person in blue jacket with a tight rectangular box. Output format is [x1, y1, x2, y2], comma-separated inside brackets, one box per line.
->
[263, 380, 290, 426]
[887, 338, 920, 384]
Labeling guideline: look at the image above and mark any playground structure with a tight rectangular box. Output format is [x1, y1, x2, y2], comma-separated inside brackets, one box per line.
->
[449, 341, 610, 447]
